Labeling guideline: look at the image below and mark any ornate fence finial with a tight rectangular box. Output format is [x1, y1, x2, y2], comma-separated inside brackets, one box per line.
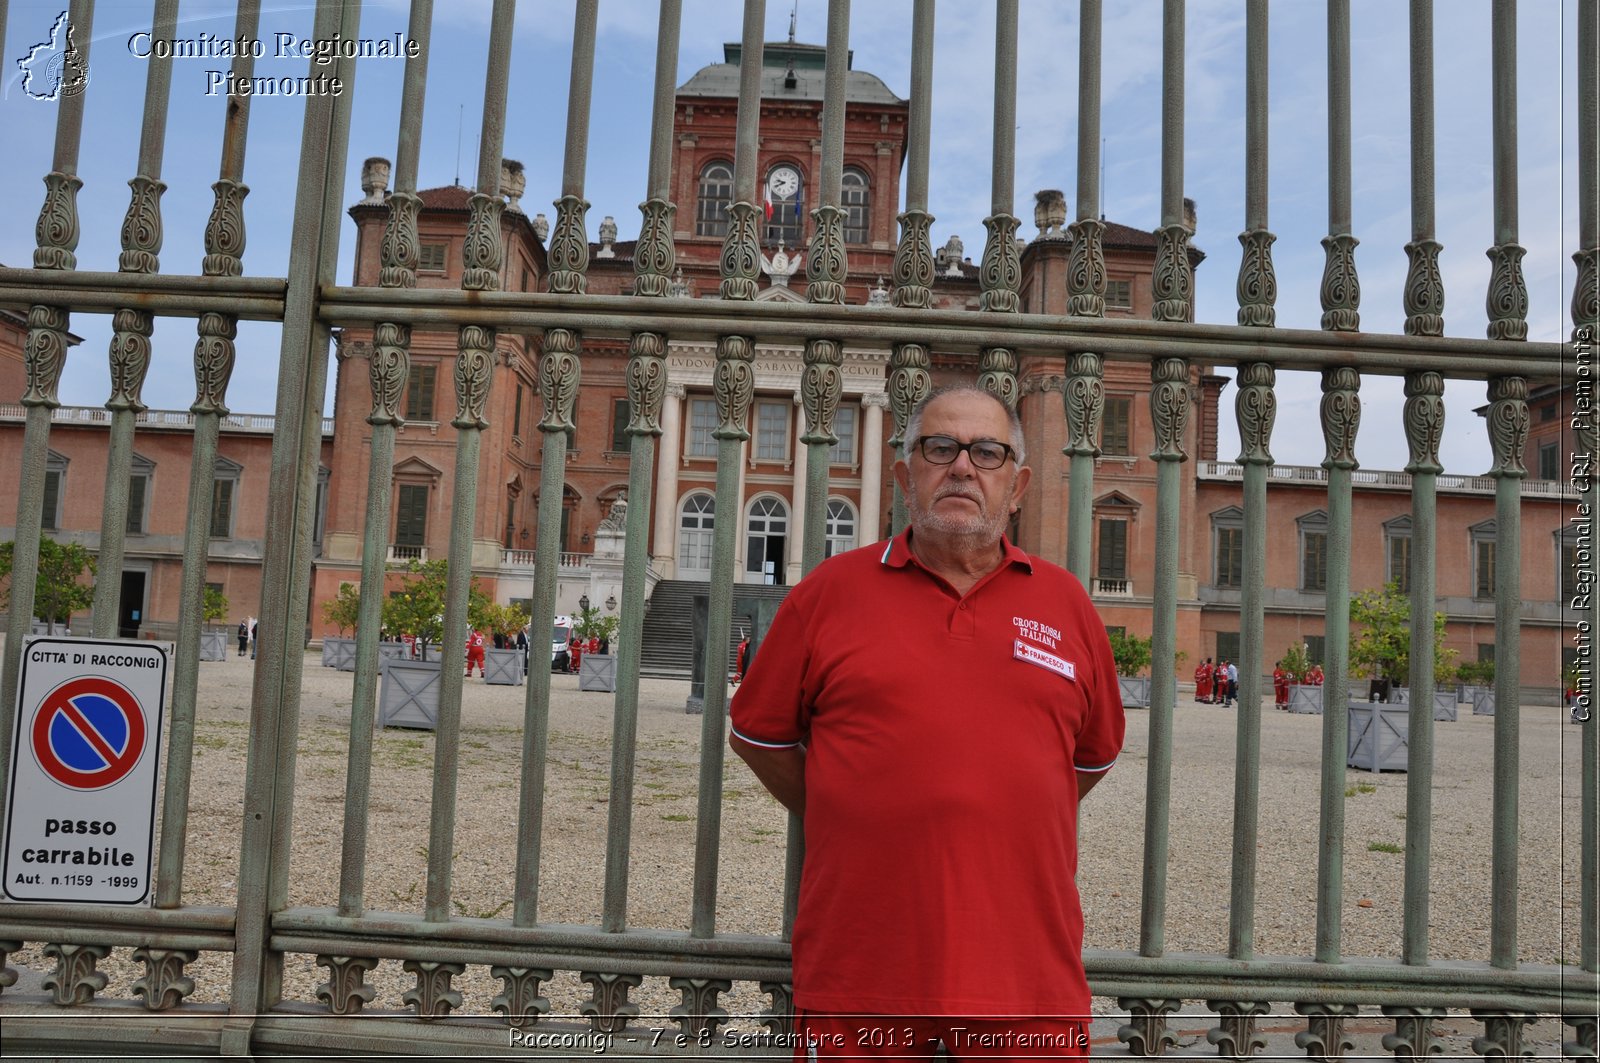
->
[719, 202, 762, 302]
[801, 338, 843, 444]
[1402, 370, 1445, 475]
[453, 326, 496, 430]
[34, 171, 83, 271]
[979, 212, 1021, 313]
[1403, 238, 1444, 337]
[547, 193, 590, 295]
[806, 205, 847, 305]
[634, 198, 676, 298]
[368, 323, 410, 427]
[712, 334, 755, 441]
[977, 347, 1019, 410]
[1066, 218, 1106, 318]
[21, 305, 71, 409]
[1235, 362, 1276, 466]
[379, 191, 421, 289]
[539, 328, 582, 433]
[1573, 248, 1599, 342]
[1152, 223, 1194, 322]
[463, 192, 507, 292]
[1149, 357, 1191, 461]
[107, 309, 153, 413]
[1236, 228, 1278, 327]
[201, 179, 249, 278]
[1063, 351, 1105, 457]
[1319, 366, 1361, 471]
[118, 175, 166, 274]
[887, 343, 931, 449]
[191, 312, 236, 417]
[625, 331, 667, 437]
[1486, 242, 1530, 341]
[1320, 234, 1362, 332]
[891, 209, 935, 309]
[1486, 375, 1529, 479]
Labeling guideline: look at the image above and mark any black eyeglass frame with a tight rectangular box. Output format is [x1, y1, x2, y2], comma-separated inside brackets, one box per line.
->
[910, 434, 1017, 470]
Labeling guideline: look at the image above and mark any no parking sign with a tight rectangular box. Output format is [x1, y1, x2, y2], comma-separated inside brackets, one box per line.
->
[3, 636, 168, 904]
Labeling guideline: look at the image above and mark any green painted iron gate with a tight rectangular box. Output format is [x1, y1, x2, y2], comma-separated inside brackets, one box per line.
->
[0, 0, 1595, 1057]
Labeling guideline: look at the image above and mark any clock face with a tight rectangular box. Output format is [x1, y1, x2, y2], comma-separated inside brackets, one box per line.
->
[768, 166, 800, 199]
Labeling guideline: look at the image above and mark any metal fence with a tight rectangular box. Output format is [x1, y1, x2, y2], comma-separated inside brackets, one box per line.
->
[0, 0, 1595, 1058]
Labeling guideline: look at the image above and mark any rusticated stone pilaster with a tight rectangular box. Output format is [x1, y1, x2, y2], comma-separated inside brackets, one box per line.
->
[633, 197, 676, 297]
[1469, 1009, 1536, 1060]
[1066, 218, 1107, 317]
[977, 346, 1018, 410]
[400, 959, 464, 1020]
[1403, 371, 1445, 475]
[369, 322, 410, 426]
[1380, 1004, 1444, 1060]
[538, 328, 582, 433]
[1485, 243, 1529, 341]
[1152, 223, 1194, 322]
[41, 943, 110, 1006]
[379, 190, 421, 289]
[759, 981, 794, 1038]
[1486, 376, 1529, 479]
[201, 178, 248, 278]
[107, 308, 153, 413]
[192, 312, 236, 417]
[1320, 233, 1362, 332]
[130, 947, 197, 1011]
[1063, 351, 1104, 457]
[463, 191, 507, 292]
[712, 334, 755, 441]
[22, 304, 71, 409]
[34, 171, 83, 270]
[453, 325, 496, 430]
[1149, 357, 1191, 462]
[887, 343, 931, 448]
[1117, 996, 1180, 1056]
[579, 971, 642, 1034]
[1573, 248, 1600, 341]
[625, 331, 667, 436]
[979, 212, 1021, 313]
[668, 976, 732, 1039]
[1206, 999, 1269, 1060]
[806, 204, 847, 305]
[1403, 238, 1445, 337]
[118, 175, 166, 274]
[314, 954, 378, 1015]
[1294, 1002, 1358, 1061]
[490, 964, 553, 1029]
[800, 338, 843, 444]
[719, 202, 761, 301]
[891, 208, 935, 309]
[1236, 228, 1278, 327]
[1235, 362, 1276, 466]
[1320, 366, 1361, 471]
[547, 193, 590, 295]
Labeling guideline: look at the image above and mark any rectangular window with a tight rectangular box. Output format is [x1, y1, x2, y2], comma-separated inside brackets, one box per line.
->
[1215, 526, 1242, 588]
[1387, 535, 1411, 594]
[418, 242, 447, 272]
[1215, 631, 1240, 664]
[1305, 635, 1326, 665]
[611, 398, 630, 452]
[126, 474, 148, 535]
[42, 470, 61, 531]
[406, 364, 436, 422]
[513, 385, 522, 436]
[1106, 279, 1133, 309]
[830, 404, 857, 465]
[1102, 396, 1132, 455]
[1539, 441, 1560, 481]
[688, 398, 717, 457]
[1477, 643, 1496, 663]
[1475, 539, 1496, 599]
[1302, 532, 1328, 591]
[1097, 519, 1128, 581]
[210, 478, 236, 538]
[756, 401, 789, 462]
[395, 484, 429, 547]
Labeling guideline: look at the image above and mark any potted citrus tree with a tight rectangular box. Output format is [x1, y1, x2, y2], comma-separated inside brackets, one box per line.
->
[199, 586, 229, 661]
[483, 601, 531, 686]
[320, 582, 361, 669]
[1109, 630, 1154, 709]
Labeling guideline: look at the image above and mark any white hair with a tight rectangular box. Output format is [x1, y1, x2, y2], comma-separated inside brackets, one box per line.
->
[902, 385, 1026, 465]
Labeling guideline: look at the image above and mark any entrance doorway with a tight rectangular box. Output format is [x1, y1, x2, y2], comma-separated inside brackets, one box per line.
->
[118, 570, 146, 639]
[745, 496, 788, 585]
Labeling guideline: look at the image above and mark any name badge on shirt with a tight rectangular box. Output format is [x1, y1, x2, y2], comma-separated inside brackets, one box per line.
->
[1014, 639, 1077, 681]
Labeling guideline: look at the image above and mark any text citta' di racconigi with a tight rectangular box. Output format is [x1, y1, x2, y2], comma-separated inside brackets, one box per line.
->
[128, 30, 420, 96]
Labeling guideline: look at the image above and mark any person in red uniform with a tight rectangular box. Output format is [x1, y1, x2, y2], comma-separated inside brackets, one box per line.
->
[731, 387, 1124, 1061]
[1195, 657, 1214, 703]
[465, 628, 486, 677]
[1273, 660, 1290, 709]
[733, 635, 751, 686]
[568, 635, 583, 674]
[1308, 663, 1325, 686]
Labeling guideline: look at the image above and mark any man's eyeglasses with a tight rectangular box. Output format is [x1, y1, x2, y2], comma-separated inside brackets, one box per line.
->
[912, 435, 1016, 470]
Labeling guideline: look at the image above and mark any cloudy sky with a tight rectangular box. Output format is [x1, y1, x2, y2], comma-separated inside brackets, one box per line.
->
[0, 0, 1581, 475]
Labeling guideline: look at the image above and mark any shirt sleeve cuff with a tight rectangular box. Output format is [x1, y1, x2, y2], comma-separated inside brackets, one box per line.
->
[730, 724, 802, 750]
[1073, 757, 1117, 773]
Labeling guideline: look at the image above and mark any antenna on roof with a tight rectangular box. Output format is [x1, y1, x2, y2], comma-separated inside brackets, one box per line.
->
[454, 104, 464, 187]
[788, 0, 797, 42]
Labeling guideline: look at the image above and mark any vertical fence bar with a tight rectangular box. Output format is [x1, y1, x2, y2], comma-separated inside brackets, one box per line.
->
[0, 0, 92, 803]
[886, 0, 935, 538]
[1399, 0, 1444, 969]
[1577, 0, 1600, 980]
[1063, 0, 1104, 583]
[602, 0, 682, 934]
[694, 0, 766, 939]
[339, 0, 434, 919]
[976, 0, 1019, 407]
[226, 0, 358, 1040]
[157, 0, 259, 909]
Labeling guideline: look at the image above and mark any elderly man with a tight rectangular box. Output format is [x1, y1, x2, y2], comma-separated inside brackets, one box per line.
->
[731, 386, 1124, 1061]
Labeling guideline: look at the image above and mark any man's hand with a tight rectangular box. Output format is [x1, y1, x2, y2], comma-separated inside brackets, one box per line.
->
[730, 734, 807, 817]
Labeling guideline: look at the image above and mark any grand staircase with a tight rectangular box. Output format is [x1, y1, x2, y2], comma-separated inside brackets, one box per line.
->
[639, 579, 792, 679]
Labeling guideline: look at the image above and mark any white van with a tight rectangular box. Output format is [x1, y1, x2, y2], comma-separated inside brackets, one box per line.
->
[551, 614, 574, 672]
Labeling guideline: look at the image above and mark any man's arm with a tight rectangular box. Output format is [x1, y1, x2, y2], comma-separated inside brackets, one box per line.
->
[730, 733, 806, 817]
[1076, 768, 1107, 802]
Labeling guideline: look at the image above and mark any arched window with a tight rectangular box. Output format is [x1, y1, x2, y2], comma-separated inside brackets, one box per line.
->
[824, 498, 857, 558]
[696, 162, 734, 238]
[678, 492, 716, 579]
[842, 167, 870, 243]
[745, 495, 790, 584]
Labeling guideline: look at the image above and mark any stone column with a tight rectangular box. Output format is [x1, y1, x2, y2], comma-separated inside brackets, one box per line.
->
[652, 383, 685, 578]
[788, 396, 808, 584]
[860, 392, 889, 546]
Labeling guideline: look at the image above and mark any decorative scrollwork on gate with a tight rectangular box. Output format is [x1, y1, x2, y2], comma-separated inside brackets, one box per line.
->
[463, 191, 507, 293]
[1149, 357, 1191, 462]
[400, 959, 465, 1020]
[34, 171, 83, 271]
[1574, 247, 1600, 341]
[0, 939, 21, 992]
[201, 178, 249, 278]
[1205, 999, 1269, 1060]
[1294, 1002, 1358, 1061]
[712, 333, 755, 441]
[1319, 233, 1362, 332]
[1235, 228, 1278, 327]
[547, 193, 591, 295]
[668, 976, 733, 1039]
[887, 342, 931, 449]
[192, 311, 237, 417]
[979, 212, 1021, 313]
[1063, 351, 1104, 458]
[118, 175, 166, 275]
[1562, 1012, 1598, 1062]
[578, 971, 643, 1034]
[107, 308, 153, 413]
[369, 322, 411, 427]
[1484, 242, 1529, 342]
[379, 191, 421, 289]
[806, 204, 847, 306]
[1320, 366, 1361, 471]
[759, 981, 794, 1039]
[130, 947, 198, 1011]
[1403, 371, 1445, 475]
[1117, 996, 1180, 1056]
[1469, 1009, 1537, 1060]
[977, 346, 1019, 411]
[40, 942, 110, 1006]
[1379, 1004, 1444, 1060]
[453, 325, 497, 429]
[891, 208, 935, 309]
[490, 964, 553, 1029]
[1403, 238, 1444, 337]
[1152, 222, 1194, 323]
[800, 338, 842, 445]
[538, 328, 582, 433]
[22, 304, 70, 409]
[1235, 361, 1276, 466]
[1486, 375, 1529, 479]
[314, 955, 378, 1015]
[633, 197, 677, 297]
[719, 202, 761, 302]
[625, 330, 667, 436]
[1066, 218, 1106, 318]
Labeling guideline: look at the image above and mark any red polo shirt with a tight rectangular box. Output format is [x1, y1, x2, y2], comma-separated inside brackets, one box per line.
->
[730, 529, 1124, 1017]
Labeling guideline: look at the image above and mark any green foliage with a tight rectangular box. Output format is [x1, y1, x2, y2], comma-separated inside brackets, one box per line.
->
[1367, 841, 1404, 854]
[202, 586, 229, 630]
[1349, 580, 1452, 687]
[1457, 658, 1496, 686]
[379, 559, 489, 662]
[321, 582, 362, 637]
[1281, 642, 1312, 683]
[483, 600, 531, 639]
[0, 539, 97, 634]
[1107, 629, 1153, 677]
[572, 604, 620, 647]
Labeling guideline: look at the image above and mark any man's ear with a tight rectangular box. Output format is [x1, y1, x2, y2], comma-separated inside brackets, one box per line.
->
[892, 459, 910, 495]
[1010, 464, 1032, 506]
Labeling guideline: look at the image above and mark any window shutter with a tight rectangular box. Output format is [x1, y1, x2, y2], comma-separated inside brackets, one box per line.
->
[126, 476, 147, 535]
[42, 470, 60, 531]
[210, 478, 234, 538]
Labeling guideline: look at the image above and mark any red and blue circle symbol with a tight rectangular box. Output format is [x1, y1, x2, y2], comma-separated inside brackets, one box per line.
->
[31, 677, 148, 790]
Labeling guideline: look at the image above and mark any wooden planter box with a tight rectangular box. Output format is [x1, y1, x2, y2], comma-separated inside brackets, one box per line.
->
[378, 642, 408, 662]
[1434, 690, 1458, 721]
[580, 654, 617, 692]
[1472, 689, 1497, 716]
[484, 647, 525, 686]
[198, 630, 228, 661]
[1287, 684, 1324, 714]
[1348, 701, 1409, 772]
[378, 659, 443, 730]
[322, 636, 356, 668]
